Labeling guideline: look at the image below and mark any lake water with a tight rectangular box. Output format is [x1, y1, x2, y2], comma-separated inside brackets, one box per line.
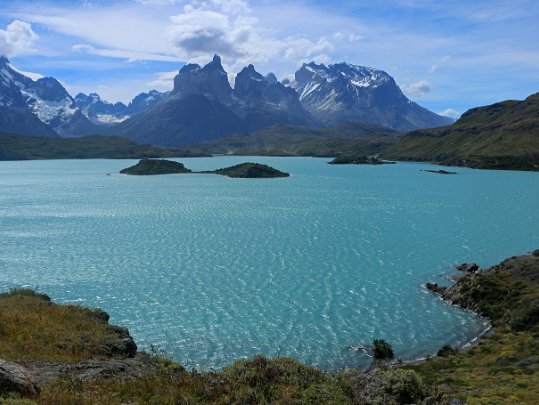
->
[1, 157, 538, 370]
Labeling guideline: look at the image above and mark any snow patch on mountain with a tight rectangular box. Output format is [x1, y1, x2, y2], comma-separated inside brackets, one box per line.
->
[291, 61, 452, 130]
[7, 63, 43, 81]
[21, 86, 78, 125]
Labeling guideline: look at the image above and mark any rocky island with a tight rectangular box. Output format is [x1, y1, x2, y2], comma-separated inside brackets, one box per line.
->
[210, 162, 290, 178]
[420, 169, 457, 175]
[120, 159, 289, 178]
[120, 158, 191, 175]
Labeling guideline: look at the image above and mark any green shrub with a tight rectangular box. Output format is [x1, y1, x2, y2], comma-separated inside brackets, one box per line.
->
[348, 368, 425, 405]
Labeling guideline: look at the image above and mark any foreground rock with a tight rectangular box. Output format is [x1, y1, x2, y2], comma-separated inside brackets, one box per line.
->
[210, 162, 290, 178]
[455, 262, 480, 273]
[0, 359, 40, 398]
[22, 353, 162, 386]
[412, 249, 539, 403]
[120, 158, 191, 175]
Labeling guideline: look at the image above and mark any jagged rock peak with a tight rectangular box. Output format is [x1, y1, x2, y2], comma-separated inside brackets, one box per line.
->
[172, 54, 232, 103]
[265, 73, 278, 84]
[202, 54, 226, 73]
[237, 64, 264, 81]
[179, 63, 201, 74]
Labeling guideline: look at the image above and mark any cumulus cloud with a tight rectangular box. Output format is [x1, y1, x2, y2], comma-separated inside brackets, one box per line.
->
[169, 8, 246, 58]
[168, 0, 334, 72]
[402, 80, 431, 97]
[283, 36, 333, 64]
[0, 20, 38, 57]
[438, 108, 460, 119]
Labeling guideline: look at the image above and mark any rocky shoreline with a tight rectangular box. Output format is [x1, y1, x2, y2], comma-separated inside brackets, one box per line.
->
[1, 249, 538, 403]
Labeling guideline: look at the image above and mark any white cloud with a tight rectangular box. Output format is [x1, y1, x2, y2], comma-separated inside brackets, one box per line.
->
[167, 1, 336, 75]
[72, 43, 179, 62]
[146, 70, 177, 91]
[136, 0, 180, 5]
[169, 8, 246, 58]
[428, 55, 450, 74]
[15, 5, 177, 61]
[402, 80, 431, 97]
[438, 108, 460, 119]
[4, 0, 538, 111]
[0, 20, 38, 57]
[189, 0, 251, 15]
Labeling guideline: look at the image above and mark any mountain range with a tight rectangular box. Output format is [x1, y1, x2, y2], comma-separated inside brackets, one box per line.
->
[291, 62, 452, 130]
[0, 54, 451, 146]
[74, 90, 169, 126]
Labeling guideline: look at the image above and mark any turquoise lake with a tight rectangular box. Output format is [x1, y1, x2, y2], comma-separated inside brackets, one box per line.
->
[1, 157, 538, 370]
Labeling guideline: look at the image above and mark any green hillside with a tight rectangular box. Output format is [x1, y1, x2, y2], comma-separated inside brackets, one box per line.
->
[187, 122, 402, 157]
[383, 93, 539, 170]
[0, 132, 199, 160]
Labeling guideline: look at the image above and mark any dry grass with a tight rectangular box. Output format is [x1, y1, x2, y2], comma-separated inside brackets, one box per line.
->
[0, 289, 125, 362]
[408, 328, 539, 404]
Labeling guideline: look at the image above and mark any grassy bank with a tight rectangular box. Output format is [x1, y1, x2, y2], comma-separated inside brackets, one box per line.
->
[383, 93, 539, 171]
[410, 250, 539, 404]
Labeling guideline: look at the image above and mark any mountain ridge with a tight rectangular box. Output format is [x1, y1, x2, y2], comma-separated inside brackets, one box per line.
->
[383, 92, 539, 170]
[0, 56, 99, 137]
[1, 54, 454, 146]
[291, 61, 453, 130]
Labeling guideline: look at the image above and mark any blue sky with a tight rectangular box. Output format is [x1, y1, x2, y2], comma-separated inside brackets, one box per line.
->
[1, 0, 538, 117]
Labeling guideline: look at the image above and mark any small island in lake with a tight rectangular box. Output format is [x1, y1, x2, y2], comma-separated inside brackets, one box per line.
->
[328, 155, 396, 165]
[210, 162, 289, 178]
[420, 169, 457, 175]
[120, 158, 191, 175]
[120, 159, 289, 178]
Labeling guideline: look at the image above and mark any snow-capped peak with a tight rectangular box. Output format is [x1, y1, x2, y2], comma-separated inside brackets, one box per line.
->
[6, 62, 43, 81]
[0, 57, 79, 129]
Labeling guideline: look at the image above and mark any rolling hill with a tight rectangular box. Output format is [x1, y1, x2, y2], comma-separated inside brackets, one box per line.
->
[0, 132, 194, 160]
[383, 92, 539, 171]
[186, 122, 402, 157]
